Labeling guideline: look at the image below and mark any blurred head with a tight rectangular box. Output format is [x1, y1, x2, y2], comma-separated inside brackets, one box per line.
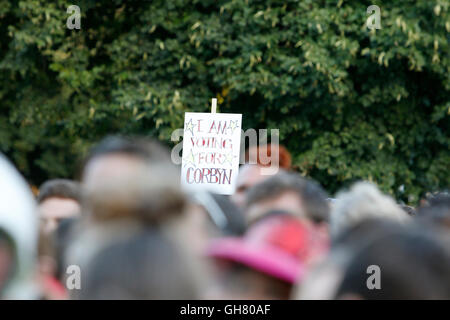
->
[207, 215, 328, 299]
[330, 182, 408, 240]
[77, 228, 203, 299]
[231, 144, 291, 208]
[335, 223, 450, 299]
[245, 171, 330, 226]
[295, 218, 450, 300]
[68, 136, 210, 295]
[82, 136, 171, 192]
[81, 136, 185, 223]
[37, 179, 81, 234]
[0, 154, 38, 299]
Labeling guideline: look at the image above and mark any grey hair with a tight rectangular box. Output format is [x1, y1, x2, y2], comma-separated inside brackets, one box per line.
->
[330, 181, 409, 239]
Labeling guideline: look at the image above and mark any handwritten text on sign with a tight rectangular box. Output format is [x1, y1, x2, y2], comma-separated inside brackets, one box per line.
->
[181, 112, 242, 195]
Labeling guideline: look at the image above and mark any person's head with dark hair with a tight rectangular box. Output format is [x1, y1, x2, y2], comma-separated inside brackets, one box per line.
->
[417, 192, 450, 229]
[75, 228, 203, 299]
[37, 179, 81, 204]
[81, 136, 184, 223]
[244, 170, 330, 226]
[37, 182, 79, 298]
[335, 223, 450, 299]
[37, 179, 81, 234]
[231, 144, 291, 208]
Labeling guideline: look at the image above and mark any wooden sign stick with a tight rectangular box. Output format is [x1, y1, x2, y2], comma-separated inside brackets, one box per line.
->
[211, 98, 217, 113]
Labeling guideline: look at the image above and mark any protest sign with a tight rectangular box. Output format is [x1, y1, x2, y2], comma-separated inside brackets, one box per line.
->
[181, 102, 242, 195]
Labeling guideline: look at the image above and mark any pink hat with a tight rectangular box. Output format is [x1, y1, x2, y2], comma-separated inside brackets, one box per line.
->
[207, 215, 326, 283]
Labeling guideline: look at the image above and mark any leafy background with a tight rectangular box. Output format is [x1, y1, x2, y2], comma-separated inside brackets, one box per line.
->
[0, 0, 448, 204]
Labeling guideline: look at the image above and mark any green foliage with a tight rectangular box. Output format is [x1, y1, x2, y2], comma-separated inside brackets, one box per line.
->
[0, 0, 448, 203]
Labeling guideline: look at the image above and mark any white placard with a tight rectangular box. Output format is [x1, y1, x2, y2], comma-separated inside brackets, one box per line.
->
[181, 112, 242, 195]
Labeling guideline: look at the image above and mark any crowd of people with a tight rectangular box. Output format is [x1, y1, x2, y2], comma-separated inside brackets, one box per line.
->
[0, 136, 449, 299]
